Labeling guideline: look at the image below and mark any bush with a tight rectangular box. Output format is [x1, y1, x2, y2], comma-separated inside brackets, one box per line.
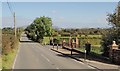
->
[101, 29, 120, 56]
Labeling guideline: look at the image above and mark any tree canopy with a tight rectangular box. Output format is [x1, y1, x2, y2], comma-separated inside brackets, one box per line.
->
[25, 16, 53, 42]
[101, 2, 120, 56]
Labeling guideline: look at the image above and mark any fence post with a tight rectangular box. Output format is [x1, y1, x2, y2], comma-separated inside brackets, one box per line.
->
[53, 43, 54, 49]
[57, 44, 58, 50]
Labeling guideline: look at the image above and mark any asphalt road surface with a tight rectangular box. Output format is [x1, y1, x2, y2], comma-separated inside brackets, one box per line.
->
[13, 33, 94, 69]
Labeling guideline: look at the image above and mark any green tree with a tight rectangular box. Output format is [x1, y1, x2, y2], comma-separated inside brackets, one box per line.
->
[101, 2, 120, 56]
[26, 16, 53, 42]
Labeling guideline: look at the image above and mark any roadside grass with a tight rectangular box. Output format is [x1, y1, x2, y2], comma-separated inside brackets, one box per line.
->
[0, 56, 2, 69]
[2, 34, 21, 69]
[2, 28, 23, 69]
[2, 48, 18, 69]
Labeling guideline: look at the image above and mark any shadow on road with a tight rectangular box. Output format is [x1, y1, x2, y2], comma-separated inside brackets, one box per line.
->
[52, 46, 120, 66]
[56, 54, 70, 58]
[20, 41, 35, 43]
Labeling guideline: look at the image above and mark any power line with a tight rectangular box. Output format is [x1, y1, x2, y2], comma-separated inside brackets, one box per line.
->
[7, 1, 14, 16]
[7, 0, 16, 37]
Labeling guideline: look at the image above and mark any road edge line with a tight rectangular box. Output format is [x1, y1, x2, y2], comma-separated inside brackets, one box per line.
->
[51, 48, 103, 70]
[12, 42, 20, 69]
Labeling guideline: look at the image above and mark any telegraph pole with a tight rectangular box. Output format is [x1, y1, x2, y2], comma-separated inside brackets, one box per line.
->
[14, 12, 16, 37]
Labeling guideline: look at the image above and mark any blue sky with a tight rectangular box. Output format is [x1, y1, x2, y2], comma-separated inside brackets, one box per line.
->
[2, 2, 118, 28]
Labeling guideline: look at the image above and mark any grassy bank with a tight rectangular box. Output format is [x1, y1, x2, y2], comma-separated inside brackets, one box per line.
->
[2, 36, 20, 69]
[2, 48, 18, 69]
[2, 28, 23, 69]
[0, 56, 1, 69]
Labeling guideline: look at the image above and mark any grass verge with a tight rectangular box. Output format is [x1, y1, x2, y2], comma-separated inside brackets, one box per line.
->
[2, 47, 18, 69]
[0, 55, 2, 69]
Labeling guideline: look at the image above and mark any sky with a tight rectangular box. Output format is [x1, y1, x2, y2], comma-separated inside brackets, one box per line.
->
[2, 2, 118, 28]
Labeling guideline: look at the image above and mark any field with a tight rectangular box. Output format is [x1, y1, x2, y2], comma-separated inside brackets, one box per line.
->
[76, 45, 102, 54]
[42, 35, 102, 54]
[43, 35, 102, 46]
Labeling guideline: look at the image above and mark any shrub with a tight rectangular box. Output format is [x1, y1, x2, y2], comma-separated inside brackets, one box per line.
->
[101, 29, 120, 56]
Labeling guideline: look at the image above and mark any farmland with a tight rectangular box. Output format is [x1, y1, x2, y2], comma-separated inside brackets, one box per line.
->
[43, 35, 102, 46]
[42, 35, 102, 54]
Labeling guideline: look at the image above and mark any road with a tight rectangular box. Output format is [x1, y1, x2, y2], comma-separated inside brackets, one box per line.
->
[13, 33, 92, 69]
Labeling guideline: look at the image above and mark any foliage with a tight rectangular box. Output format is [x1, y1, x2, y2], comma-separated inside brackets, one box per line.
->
[25, 16, 53, 43]
[2, 27, 23, 69]
[59, 28, 109, 36]
[101, 2, 120, 56]
[77, 45, 102, 54]
[47, 35, 102, 46]
[107, 6, 120, 27]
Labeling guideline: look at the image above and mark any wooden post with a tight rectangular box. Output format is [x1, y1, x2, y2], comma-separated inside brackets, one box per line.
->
[69, 36, 72, 47]
[76, 37, 79, 48]
[57, 44, 58, 50]
[62, 39, 66, 48]
[14, 12, 16, 37]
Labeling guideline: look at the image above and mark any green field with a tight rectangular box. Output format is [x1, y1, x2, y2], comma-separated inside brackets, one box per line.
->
[76, 45, 102, 54]
[42, 35, 102, 46]
[42, 35, 102, 54]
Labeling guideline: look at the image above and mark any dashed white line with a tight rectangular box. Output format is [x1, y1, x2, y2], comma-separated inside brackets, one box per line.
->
[41, 54, 50, 62]
[72, 59, 84, 65]
[71, 59, 95, 69]
[56, 67, 59, 69]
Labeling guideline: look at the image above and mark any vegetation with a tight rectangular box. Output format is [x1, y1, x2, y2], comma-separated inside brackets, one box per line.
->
[101, 2, 120, 56]
[25, 16, 53, 43]
[43, 35, 102, 46]
[2, 27, 23, 69]
[57, 28, 110, 36]
[76, 46, 102, 54]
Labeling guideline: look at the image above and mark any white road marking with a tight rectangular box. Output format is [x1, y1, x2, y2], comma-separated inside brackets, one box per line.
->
[12, 43, 20, 69]
[41, 54, 50, 62]
[71, 59, 95, 69]
[56, 67, 59, 69]
[56, 67, 62, 71]
[72, 59, 84, 65]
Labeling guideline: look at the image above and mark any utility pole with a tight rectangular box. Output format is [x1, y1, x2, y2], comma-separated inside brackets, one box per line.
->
[14, 12, 16, 37]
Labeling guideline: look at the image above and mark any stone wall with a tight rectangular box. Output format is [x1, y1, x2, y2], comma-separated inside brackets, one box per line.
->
[110, 49, 120, 64]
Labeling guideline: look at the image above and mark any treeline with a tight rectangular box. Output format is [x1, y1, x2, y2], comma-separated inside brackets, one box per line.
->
[54, 28, 111, 36]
